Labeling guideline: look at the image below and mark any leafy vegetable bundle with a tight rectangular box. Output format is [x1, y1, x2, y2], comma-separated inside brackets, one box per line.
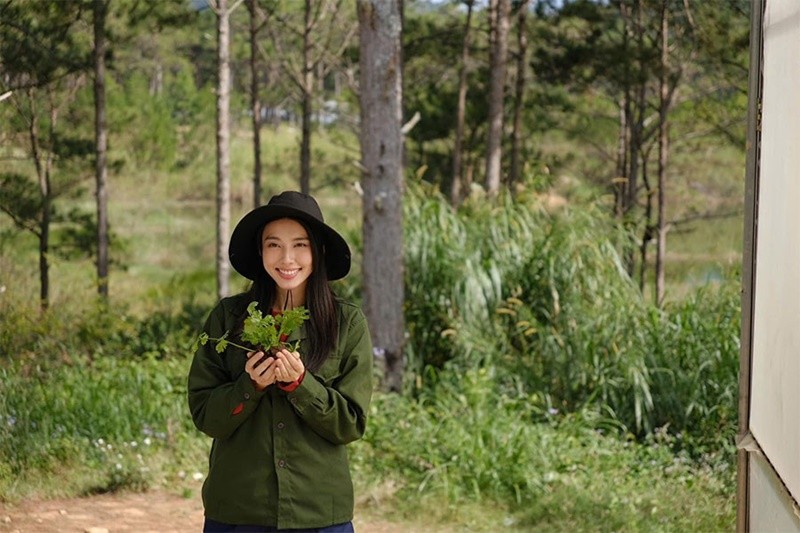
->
[195, 301, 309, 355]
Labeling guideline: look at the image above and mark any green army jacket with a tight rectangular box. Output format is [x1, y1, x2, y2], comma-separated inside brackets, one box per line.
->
[187, 292, 373, 529]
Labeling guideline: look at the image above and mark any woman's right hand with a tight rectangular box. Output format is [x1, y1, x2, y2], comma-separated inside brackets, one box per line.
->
[246, 351, 277, 391]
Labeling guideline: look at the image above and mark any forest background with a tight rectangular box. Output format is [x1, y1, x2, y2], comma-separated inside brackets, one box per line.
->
[0, 0, 747, 531]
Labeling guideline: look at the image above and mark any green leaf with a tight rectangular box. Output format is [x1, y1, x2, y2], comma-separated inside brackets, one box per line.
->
[214, 332, 229, 353]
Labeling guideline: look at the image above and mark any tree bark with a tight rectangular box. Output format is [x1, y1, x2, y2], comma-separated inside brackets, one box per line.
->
[450, 0, 474, 207]
[357, 0, 405, 393]
[614, 96, 628, 218]
[484, 0, 510, 195]
[627, 0, 645, 218]
[214, 0, 234, 299]
[508, 0, 529, 191]
[300, 0, 313, 194]
[94, 0, 109, 299]
[655, 0, 669, 306]
[27, 90, 51, 311]
[639, 157, 653, 292]
[248, 0, 263, 208]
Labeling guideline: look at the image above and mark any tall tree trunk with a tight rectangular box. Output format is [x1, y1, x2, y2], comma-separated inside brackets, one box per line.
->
[508, 0, 529, 191]
[619, 0, 646, 276]
[484, 0, 510, 195]
[214, 0, 235, 299]
[639, 158, 653, 292]
[300, 0, 313, 194]
[94, 0, 109, 299]
[248, 0, 263, 208]
[357, 0, 405, 393]
[614, 96, 628, 217]
[626, 0, 644, 218]
[655, 0, 669, 306]
[27, 90, 50, 311]
[450, 0, 474, 207]
[615, 1, 631, 219]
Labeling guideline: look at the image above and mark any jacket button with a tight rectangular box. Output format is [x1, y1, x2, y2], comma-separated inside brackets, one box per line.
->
[244, 392, 251, 400]
[278, 459, 286, 468]
[277, 422, 285, 430]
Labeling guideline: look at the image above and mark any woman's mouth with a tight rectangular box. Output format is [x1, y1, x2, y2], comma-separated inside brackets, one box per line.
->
[277, 268, 299, 279]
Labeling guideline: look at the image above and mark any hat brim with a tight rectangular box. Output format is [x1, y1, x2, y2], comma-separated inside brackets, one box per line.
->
[228, 205, 351, 281]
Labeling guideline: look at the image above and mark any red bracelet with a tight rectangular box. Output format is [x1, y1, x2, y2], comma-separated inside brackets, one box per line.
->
[278, 370, 305, 393]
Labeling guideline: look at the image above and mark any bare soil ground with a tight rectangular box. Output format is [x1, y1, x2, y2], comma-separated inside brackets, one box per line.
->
[0, 491, 411, 533]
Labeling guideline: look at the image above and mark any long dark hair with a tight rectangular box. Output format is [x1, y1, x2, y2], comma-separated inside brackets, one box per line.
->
[241, 218, 339, 372]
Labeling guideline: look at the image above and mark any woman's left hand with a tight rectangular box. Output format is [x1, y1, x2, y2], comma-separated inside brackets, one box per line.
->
[274, 348, 305, 383]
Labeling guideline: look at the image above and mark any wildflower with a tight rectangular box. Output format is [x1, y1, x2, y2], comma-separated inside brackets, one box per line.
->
[143, 437, 152, 446]
[192, 472, 204, 481]
[115, 463, 122, 470]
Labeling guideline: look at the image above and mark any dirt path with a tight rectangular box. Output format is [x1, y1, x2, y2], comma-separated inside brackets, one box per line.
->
[0, 491, 410, 533]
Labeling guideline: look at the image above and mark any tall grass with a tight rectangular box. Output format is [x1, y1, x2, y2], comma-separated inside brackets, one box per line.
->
[353, 373, 734, 531]
[403, 182, 739, 449]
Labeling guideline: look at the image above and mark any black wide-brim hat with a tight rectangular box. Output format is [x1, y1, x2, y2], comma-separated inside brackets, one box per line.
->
[229, 191, 351, 281]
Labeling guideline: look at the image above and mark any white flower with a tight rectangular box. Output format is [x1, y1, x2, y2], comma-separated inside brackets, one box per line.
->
[192, 472, 204, 481]
[130, 441, 138, 448]
[115, 463, 122, 470]
[143, 437, 152, 446]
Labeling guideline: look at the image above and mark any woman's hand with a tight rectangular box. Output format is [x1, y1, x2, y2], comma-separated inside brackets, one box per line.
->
[273, 348, 305, 384]
[246, 351, 277, 391]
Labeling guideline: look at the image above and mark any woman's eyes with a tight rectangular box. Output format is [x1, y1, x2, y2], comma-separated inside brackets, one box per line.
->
[265, 242, 308, 248]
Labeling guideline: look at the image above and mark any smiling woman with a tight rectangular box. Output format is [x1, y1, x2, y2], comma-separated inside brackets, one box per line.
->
[187, 191, 373, 532]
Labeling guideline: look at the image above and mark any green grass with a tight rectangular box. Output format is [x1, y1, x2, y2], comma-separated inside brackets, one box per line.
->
[0, 124, 740, 530]
[353, 381, 734, 532]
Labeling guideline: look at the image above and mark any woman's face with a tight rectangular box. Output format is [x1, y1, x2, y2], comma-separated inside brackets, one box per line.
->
[261, 218, 314, 301]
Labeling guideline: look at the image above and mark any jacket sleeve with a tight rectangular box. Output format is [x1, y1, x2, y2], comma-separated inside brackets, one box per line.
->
[187, 301, 267, 440]
[284, 308, 373, 445]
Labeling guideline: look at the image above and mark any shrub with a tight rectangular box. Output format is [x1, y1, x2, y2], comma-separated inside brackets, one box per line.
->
[403, 183, 740, 449]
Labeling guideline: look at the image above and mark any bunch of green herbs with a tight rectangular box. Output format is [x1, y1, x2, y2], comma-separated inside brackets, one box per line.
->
[195, 301, 309, 354]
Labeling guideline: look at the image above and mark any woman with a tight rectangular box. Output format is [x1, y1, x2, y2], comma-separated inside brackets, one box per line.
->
[188, 191, 373, 532]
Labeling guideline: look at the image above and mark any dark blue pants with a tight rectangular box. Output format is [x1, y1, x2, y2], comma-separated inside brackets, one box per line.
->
[203, 518, 355, 533]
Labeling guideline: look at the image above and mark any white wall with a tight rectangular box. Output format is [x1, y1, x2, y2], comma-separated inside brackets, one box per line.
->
[749, 0, 800, 528]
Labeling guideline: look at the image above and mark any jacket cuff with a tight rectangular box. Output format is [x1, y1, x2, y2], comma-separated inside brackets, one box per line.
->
[285, 371, 325, 413]
[277, 370, 306, 392]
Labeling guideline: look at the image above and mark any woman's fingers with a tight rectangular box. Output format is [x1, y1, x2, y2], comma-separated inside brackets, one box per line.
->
[245, 351, 277, 389]
[246, 349, 305, 386]
[274, 349, 304, 382]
